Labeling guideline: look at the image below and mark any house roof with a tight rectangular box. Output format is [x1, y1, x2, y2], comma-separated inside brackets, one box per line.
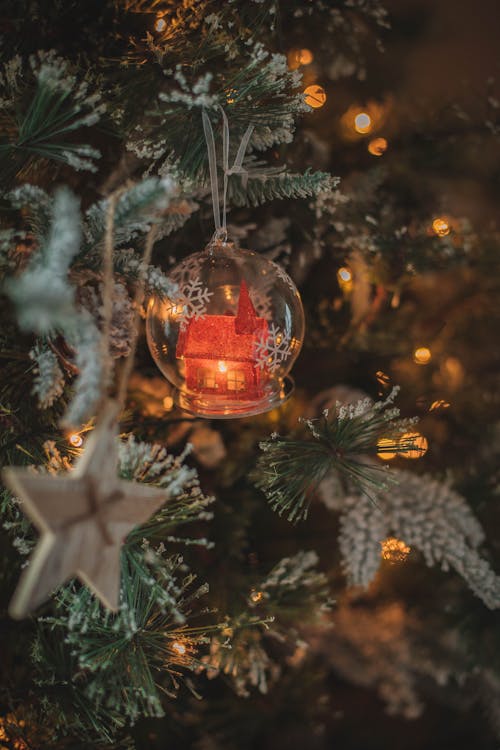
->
[177, 314, 267, 362]
[177, 280, 268, 362]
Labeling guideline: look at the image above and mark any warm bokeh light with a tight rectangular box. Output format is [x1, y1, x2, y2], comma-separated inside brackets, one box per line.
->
[399, 432, 428, 459]
[304, 84, 327, 109]
[413, 346, 432, 365]
[154, 16, 166, 32]
[381, 537, 411, 563]
[69, 433, 83, 448]
[338, 267, 352, 282]
[171, 641, 186, 656]
[250, 590, 264, 603]
[354, 112, 372, 134]
[162, 395, 174, 411]
[432, 217, 451, 237]
[368, 137, 388, 156]
[377, 438, 397, 461]
[430, 399, 450, 411]
[288, 48, 314, 69]
[337, 266, 353, 293]
[375, 370, 391, 387]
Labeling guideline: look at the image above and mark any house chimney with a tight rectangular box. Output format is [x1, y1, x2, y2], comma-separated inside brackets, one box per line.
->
[234, 280, 258, 334]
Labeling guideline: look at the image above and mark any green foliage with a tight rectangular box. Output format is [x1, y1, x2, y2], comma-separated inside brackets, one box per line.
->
[253, 388, 418, 523]
[249, 550, 332, 625]
[0, 51, 104, 188]
[228, 167, 336, 207]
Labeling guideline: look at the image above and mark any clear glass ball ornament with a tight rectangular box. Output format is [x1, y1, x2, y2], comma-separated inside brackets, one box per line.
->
[146, 239, 305, 418]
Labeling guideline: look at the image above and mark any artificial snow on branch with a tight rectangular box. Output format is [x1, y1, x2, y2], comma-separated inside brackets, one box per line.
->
[334, 469, 500, 609]
[0, 51, 104, 186]
[253, 387, 417, 522]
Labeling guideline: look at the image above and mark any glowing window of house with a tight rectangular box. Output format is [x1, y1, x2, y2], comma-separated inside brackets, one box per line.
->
[197, 368, 216, 389]
[227, 370, 246, 391]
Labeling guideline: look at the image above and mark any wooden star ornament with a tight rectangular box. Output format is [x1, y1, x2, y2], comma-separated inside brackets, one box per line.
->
[3, 401, 168, 619]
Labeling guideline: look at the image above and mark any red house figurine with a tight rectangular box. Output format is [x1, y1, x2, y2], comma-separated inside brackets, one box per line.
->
[176, 280, 268, 400]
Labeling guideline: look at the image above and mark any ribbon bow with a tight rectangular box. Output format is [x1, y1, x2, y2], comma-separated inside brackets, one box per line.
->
[202, 107, 254, 242]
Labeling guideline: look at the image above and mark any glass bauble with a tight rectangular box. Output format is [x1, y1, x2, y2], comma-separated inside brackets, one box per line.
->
[146, 239, 305, 418]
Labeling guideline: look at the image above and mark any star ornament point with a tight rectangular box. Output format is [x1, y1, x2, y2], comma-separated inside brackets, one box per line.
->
[4, 405, 167, 619]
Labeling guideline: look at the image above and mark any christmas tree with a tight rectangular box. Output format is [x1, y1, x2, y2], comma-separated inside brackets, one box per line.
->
[1, 1, 500, 748]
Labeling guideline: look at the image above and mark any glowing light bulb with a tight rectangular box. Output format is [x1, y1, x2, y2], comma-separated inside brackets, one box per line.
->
[381, 537, 410, 563]
[218, 361, 227, 373]
[429, 399, 450, 411]
[338, 267, 352, 282]
[377, 438, 397, 461]
[288, 48, 314, 70]
[432, 217, 450, 237]
[337, 266, 353, 293]
[298, 48, 313, 65]
[399, 432, 428, 459]
[250, 590, 264, 603]
[304, 84, 327, 109]
[171, 641, 186, 656]
[69, 433, 83, 448]
[155, 16, 166, 32]
[413, 346, 432, 365]
[368, 137, 388, 156]
[354, 112, 372, 134]
[162, 396, 174, 411]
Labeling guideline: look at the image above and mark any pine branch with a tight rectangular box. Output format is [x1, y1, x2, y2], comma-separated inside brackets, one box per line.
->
[0, 52, 104, 189]
[334, 470, 500, 608]
[82, 177, 177, 253]
[228, 168, 337, 207]
[253, 387, 418, 523]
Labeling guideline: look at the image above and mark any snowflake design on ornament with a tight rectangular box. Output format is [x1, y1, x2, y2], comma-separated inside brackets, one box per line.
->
[270, 260, 297, 293]
[254, 323, 292, 373]
[170, 253, 205, 287]
[178, 278, 213, 330]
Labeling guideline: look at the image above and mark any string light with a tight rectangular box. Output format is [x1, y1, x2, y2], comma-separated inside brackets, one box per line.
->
[288, 48, 314, 69]
[354, 112, 372, 134]
[337, 266, 353, 293]
[250, 589, 264, 603]
[171, 640, 186, 656]
[375, 370, 391, 388]
[162, 395, 174, 411]
[68, 433, 83, 448]
[304, 84, 327, 109]
[413, 346, 432, 365]
[429, 399, 450, 411]
[381, 537, 410, 563]
[154, 15, 166, 32]
[377, 438, 397, 461]
[432, 217, 451, 237]
[368, 137, 388, 156]
[399, 432, 428, 459]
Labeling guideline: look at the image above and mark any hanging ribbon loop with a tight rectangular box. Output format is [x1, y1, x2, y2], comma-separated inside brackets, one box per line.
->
[202, 107, 254, 243]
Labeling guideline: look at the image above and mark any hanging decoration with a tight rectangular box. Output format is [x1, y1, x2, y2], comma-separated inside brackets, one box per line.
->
[3, 193, 168, 618]
[146, 109, 305, 418]
[4, 401, 167, 618]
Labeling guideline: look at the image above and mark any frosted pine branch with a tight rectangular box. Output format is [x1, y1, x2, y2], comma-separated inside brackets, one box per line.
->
[30, 343, 65, 408]
[6, 187, 81, 334]
[335, 470, 500, 608]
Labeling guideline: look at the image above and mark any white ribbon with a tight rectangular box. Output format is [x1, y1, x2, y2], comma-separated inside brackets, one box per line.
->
[202, 107, 254, 242]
